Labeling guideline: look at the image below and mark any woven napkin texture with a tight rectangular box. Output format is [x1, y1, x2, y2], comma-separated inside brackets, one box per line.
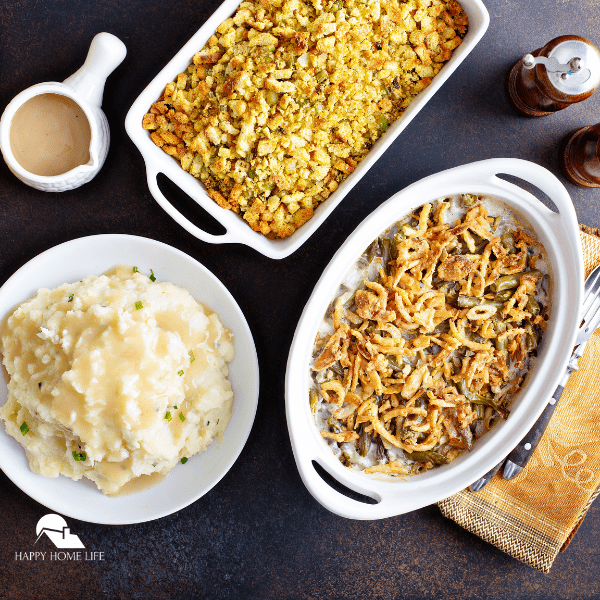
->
[438, 228, 600, 573]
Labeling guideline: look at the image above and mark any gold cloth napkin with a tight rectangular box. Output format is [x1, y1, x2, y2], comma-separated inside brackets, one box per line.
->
[438, 228, 600, 573]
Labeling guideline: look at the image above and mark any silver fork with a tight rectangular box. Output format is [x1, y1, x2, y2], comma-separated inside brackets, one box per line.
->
[470, 262, 600, 492]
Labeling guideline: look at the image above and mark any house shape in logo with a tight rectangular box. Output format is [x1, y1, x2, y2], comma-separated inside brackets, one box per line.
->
[35, 514, 85, 549]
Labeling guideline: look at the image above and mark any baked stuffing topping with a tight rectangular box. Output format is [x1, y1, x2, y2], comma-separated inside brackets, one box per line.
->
[310, 195, 549, 476]
[143, 0, 468, 238]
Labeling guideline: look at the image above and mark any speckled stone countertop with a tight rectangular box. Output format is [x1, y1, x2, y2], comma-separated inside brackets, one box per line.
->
[1, 1, 600, 599]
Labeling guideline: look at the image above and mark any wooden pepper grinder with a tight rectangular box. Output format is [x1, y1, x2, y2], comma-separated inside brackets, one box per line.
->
[506, 35, 600, 116]
[560, 123, 600, 187]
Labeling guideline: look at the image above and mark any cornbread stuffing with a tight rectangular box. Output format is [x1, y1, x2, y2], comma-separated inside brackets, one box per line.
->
[310, 195, 549, 475]
[143, 0, 468, 238]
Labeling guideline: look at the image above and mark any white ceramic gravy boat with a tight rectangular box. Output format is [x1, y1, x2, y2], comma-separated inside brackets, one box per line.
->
[0, 32, 126, 192]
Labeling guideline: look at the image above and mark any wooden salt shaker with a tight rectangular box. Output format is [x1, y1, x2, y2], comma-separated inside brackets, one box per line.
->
[506, 35, 600, 116]
[560, 123, 600, 187]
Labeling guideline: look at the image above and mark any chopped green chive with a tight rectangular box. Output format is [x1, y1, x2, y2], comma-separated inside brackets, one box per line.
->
[173, 405, 178, 409]
[180, 457, 188, 464]
[150, 269, 156, 282]
[133, 266, 139, 273]
[72, 450, 86, 461]
[20, 422, 29, 435]
[178, 370, 184, 376]
[207, 421, 210, 426]
[179, 413, 185, 422]
[165, 411, 172, 422]
[68, 294, 74, 302]
[135, 301, 143, 310]
[189, 350, 195, 363]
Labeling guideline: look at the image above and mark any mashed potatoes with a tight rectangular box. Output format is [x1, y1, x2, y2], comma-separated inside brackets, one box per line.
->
[0, 266, 235, 495]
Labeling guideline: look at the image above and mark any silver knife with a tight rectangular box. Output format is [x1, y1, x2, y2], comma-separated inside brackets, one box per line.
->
[471, 263, 600, 491]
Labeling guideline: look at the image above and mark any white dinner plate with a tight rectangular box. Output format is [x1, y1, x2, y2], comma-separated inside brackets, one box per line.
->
[0, 234, 259, 524]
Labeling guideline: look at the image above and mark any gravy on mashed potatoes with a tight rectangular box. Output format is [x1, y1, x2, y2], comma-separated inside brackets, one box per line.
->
[0, 266, 235, 495]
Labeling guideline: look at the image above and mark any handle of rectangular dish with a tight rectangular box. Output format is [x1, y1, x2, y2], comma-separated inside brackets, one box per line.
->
[146, 168, 240, 245]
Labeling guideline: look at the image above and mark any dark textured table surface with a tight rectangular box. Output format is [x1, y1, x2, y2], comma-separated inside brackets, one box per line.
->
[1, 1, 600, 599]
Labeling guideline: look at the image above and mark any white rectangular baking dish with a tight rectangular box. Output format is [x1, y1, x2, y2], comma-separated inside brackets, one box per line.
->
[285, 158, 583, 519]
[125, 0, 489, 259]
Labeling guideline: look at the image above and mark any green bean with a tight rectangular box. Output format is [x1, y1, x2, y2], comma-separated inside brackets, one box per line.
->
[492, 315, 507, 333]
[387, 356, 403, 372]
[474, 404, 485, 419]
[343, 291, 356, 309]
[407, 450, 449, 465]
[526, 296, 540, 317]
[500, 231, 516, 253]
[376, 436, 386, 460]
[366, 239, 379, 262]
[309, 389, 319, 413]
[457, 295, 503, 309]
[315, 70, 327, 83]
[390, 233, 403, 259]
[493, 316, 508, 352]
[329, 363, 344, 377]
[327, 416, 343, 434]
[357, 423, 371, 457]
[492, 270, 543, 293]
[495, 337, 507, 353]
[525, 332, 538, 351]
[494, 290, 513, 302]
[457, 380, 509, 419]
[457, 296, 480, 308]
[400, 429, 418, 443]
[380, 237, 391, 271]
[492, 274, 520, 292]
[462, 194, 478, 207]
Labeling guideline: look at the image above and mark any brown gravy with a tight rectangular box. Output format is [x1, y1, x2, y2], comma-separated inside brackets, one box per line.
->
[9, 93, 91, 176]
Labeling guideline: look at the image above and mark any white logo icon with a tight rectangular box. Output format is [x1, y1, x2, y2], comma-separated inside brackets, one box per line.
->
[35, 514, 85, 549]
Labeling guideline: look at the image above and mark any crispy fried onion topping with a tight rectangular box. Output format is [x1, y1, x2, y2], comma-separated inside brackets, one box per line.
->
[311, 197, 547, 475]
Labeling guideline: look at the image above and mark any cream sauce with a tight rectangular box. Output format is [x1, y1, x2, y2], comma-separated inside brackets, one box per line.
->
[9, 93, 91, 176]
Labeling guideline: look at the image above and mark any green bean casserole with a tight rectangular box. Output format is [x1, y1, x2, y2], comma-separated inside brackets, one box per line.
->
[310, 195, 550, 476]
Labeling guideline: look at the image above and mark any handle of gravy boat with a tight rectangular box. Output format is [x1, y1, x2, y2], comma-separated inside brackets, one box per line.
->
[63, 33, 127, 107]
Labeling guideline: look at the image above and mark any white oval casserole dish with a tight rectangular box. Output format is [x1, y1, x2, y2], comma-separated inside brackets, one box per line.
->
[125, 0, 489, 259]
[285, 158, 583, 519]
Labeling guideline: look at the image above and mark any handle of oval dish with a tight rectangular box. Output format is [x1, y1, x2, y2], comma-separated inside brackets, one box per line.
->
[485, 158, 578, 225]
[63, 33, 127, 107]
[486, 157, 581, 253]
[146, 166, 238, 244]
[300, 457, 392, 520]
